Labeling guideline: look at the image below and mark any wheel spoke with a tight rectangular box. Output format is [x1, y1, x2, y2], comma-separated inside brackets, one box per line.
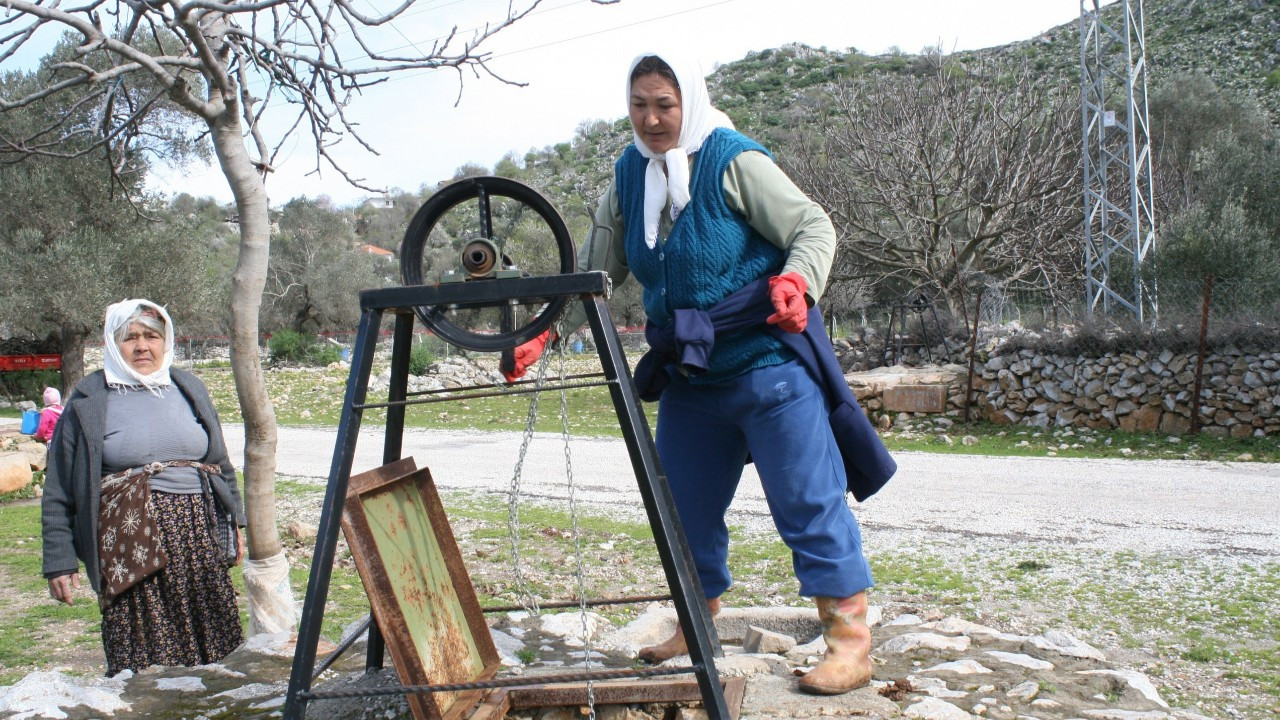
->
[476, 184, 493, 239]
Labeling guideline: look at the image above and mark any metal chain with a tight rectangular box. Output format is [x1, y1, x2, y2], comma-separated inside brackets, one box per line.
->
[553, 315, 597, 718]
[506, 315, 560, 615]
[504, 306, 596, 719]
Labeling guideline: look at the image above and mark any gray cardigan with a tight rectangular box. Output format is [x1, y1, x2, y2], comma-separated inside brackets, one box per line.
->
[41, 369, 245, 593]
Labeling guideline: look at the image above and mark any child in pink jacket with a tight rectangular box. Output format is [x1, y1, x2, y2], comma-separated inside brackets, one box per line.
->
[35, 387, 63, 442]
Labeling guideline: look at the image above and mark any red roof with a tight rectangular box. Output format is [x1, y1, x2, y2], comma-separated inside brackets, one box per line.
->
[358, 244, 394, 257]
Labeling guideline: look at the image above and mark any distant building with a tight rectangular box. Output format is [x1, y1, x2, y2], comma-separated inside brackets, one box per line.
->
[358, 244, 395, 261]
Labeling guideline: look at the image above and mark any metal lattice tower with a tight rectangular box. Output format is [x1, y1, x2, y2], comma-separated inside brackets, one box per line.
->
[1080, 0, 1157, 321]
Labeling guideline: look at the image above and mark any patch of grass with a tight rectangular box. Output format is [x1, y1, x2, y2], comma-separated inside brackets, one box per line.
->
[442, 492, 665, 619]
[880, 421, 1280, 463]
[0, 504, 103, 682]
[0, 605, 101, 684]
[0, 504, 60, 591]
[1184, 641, 1224, 663]
[869, 550, 978, 606]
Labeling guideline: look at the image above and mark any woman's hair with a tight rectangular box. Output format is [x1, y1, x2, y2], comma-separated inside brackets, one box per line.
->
[113, 306, 166, 344]
[630, 55, 679, 91]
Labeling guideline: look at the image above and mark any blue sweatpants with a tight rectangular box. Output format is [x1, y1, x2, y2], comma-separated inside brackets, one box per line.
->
[655, 359, 873, 599]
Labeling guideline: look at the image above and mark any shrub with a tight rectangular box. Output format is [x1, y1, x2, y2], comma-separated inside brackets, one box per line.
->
[268, 329, 310, 363]
[408, 343, 436, 376]
[268, 330, 340, 366]
[309, 344, 340, 366]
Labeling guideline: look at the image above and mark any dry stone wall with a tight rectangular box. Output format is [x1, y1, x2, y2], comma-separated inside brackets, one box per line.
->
[978, 346, 1280, 437]
[839, 339, 1280, 437]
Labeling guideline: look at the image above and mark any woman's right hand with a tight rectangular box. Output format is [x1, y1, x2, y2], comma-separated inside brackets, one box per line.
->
[502, 330, 551, 383]
[48, 572, 80, 605]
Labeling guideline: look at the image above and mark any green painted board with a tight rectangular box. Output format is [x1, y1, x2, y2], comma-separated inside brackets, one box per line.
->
[343, 457, 499, 720]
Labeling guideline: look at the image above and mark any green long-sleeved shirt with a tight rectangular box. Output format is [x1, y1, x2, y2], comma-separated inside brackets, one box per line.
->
[562, 148, 837, 334]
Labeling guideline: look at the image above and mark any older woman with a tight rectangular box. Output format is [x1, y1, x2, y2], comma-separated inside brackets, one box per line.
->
[504, 52, 894, 695]
[42, 299, 245, 676]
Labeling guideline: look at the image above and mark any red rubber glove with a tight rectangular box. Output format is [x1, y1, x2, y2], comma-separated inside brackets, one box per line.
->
[503, 330, 551, 382]
[766, 272, 809, 333]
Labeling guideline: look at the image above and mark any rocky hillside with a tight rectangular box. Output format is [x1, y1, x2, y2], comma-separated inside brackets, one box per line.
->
[962, 0, 1280, 121]
[705, 0, 1280, 129]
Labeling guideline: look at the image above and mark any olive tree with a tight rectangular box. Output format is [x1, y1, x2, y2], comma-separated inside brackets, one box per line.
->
[1146, 73, 1280, 314]
[265, 197, 389, 333]
[0, 63, 214, 390]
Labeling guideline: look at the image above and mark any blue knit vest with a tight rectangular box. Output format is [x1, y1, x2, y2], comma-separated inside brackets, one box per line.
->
[617, 128, 791, 383]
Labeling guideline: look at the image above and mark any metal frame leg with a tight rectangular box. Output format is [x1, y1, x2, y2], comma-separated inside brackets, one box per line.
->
[363, 312, 416, 670]
[283, 307, 383, 720]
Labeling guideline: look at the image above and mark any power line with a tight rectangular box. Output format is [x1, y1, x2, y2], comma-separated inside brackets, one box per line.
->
[491, 0, 744, 61]
[335, 0, 747, 74]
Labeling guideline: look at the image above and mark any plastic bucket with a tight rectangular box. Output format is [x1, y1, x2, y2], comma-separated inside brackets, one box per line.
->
[20, 410, 40, 435]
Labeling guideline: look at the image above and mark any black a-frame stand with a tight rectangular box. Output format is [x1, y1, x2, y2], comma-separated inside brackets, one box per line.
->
[282, 271, 729, 719]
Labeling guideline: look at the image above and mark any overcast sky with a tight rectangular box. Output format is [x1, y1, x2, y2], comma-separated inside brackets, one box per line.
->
[145, 0, 1089, 206]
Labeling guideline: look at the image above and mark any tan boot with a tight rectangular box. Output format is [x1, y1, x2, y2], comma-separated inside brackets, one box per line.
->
[638, 597, 721, 664]
[798, 592, 873, 695]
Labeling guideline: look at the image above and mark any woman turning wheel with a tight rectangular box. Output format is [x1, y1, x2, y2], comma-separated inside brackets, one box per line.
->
[505, 52, 894, 695]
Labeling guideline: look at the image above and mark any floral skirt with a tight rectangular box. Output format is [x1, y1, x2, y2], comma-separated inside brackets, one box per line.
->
[101, 491, 243, 676]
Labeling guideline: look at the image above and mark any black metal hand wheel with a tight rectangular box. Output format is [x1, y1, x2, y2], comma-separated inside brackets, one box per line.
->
[399, 176, 576, 352]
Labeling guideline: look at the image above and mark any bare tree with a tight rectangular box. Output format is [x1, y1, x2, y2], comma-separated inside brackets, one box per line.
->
[782, 54, 1084, 315]
[0, 0, 596, 631]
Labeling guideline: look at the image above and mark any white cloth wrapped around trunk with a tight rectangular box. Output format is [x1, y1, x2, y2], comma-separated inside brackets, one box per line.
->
[242, 551, 298, 636]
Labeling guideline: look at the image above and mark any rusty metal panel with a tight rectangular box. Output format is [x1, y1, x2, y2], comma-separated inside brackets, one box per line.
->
[343, 458, 500, 720]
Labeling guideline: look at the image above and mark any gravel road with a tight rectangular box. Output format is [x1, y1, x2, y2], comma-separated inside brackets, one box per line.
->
[226, 423, 1280, 559]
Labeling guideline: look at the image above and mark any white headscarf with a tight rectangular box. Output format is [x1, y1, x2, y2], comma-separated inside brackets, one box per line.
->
[627, 52, 735, 249]
[103, 298, 175, 393]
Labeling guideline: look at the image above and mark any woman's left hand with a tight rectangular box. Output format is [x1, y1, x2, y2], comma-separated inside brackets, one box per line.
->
[766, 272, 809, 333]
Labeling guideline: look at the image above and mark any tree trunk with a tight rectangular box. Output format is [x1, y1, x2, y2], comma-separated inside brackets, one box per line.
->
[59, 323, 86, 395]
[208, 113, 282, 564]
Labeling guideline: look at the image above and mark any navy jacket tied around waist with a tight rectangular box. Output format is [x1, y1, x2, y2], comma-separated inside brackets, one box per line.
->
[634, 278, 897, 502]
